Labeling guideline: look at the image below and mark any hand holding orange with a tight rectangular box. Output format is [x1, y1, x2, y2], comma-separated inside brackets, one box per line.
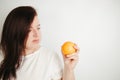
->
[61, 41, 79, 55]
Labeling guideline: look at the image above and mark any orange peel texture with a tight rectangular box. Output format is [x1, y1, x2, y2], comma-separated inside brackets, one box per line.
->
[61, 41, 76, 55]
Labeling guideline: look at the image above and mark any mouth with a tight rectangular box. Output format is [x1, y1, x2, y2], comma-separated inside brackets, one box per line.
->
[32, 39, 39, 43]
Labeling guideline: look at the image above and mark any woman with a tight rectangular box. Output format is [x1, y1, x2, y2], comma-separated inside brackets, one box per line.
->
[0, 6, 79, 80]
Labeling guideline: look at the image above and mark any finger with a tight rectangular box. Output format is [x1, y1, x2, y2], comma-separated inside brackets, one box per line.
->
[66, 53, 78, 57]
[67, 56, 79, 60]
[73, 45, 80, 53]
[66, 54, 79, 60]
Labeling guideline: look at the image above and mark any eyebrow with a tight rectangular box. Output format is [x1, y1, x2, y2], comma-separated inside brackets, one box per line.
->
[30, 24, 40, 28]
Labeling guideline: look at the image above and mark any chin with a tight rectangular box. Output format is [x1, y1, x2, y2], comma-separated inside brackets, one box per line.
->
[34, 44, 40, 48]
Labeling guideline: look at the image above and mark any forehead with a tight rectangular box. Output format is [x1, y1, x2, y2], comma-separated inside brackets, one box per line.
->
[31, 16, 40, 27]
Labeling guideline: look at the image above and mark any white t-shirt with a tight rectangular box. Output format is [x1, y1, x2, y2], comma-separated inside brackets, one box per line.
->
[0, 47, 63, 80]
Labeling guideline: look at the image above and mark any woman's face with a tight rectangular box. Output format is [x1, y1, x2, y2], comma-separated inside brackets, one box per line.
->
[25, 16, 41, 50]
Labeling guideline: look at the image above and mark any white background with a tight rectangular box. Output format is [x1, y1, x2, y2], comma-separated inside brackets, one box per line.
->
[0, 0, 120, 80]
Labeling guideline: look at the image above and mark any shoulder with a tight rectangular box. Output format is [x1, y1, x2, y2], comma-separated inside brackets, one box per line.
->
[42, 47, 63, 79]
[40, 46, 63, 66]
[39, 46, 58, 58]
[39, 46, 53, 54]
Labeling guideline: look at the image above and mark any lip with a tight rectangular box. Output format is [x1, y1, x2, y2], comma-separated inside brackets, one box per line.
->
[32, 39, 39, 43]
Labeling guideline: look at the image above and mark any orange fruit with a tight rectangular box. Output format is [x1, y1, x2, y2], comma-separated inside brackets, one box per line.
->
[61, 41, 76, 55]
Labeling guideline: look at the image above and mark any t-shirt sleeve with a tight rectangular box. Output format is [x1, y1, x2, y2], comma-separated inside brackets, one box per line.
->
[49, 51, 63, 80]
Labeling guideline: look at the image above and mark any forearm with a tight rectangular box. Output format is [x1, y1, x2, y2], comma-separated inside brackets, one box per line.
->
[62, 66, 75, 80]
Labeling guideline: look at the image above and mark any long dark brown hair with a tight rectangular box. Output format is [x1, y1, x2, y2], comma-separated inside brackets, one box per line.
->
[0, 6, 37, 80]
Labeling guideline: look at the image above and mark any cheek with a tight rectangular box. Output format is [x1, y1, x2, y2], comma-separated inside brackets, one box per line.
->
[39, 31, 42, 40]
[26, 35, 33, 46]
[26, 39, 31, 48]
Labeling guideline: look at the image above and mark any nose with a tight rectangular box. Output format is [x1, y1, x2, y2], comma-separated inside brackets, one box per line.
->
[33, 29, 39, 37]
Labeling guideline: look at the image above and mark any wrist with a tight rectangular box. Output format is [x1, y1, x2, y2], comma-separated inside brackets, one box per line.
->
[63, 67, 75, 80]
[64, 64, 74, 71]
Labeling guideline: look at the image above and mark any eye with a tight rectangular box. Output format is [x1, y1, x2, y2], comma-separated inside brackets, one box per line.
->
[37, 24, 41, 30]
[37, 27, 40, 30]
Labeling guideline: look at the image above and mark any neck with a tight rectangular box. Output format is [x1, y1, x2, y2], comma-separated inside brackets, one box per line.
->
[24, 46, 40, 56]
